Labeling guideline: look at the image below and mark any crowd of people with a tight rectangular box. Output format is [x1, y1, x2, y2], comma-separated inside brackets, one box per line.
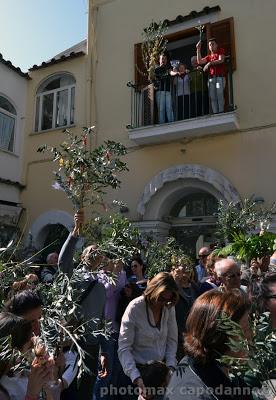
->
[0, 209, 275, 400]
[153, 37, 226, 124]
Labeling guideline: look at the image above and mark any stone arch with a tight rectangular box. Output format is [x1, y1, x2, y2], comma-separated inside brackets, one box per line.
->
[137, 164, 240, 220]
[30, 210, 73, 249]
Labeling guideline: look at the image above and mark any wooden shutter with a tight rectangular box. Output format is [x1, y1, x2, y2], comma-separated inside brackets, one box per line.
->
[134, 43, 155, 125]
[207, 17, 236, 70]
[134, 43, 148, 88]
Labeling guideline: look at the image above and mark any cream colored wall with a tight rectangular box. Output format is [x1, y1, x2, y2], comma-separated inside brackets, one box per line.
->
[102, 127, 276, 220]
[90, 0, 276, 220]
[21, 56, 88, 231]
[0, 63, 27, 201]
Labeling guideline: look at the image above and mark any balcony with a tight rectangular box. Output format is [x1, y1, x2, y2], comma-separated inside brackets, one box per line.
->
[127, 58, 239, 146]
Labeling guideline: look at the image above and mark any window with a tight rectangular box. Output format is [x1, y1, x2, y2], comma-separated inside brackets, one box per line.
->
[0, 95, 16, 152]
[170, 192, 218, 218]
[35, 73, 76, 132]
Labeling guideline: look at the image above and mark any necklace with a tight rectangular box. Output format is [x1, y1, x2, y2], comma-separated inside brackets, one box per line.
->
[146, 303, 161, 329]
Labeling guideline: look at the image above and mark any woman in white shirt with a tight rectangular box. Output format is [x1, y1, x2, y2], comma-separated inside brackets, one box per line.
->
[118, 272, 178, 399]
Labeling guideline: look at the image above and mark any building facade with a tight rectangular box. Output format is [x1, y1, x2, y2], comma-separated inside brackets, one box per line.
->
[2, 0, 275, 256]
[0, 55, 29, 245]
[86, 0, 276, 255]
[20, 41, 88, 250]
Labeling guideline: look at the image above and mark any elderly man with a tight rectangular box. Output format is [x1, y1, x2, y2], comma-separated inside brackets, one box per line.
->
[215, 258, 246, 292]
[195, 247, 210, 281]
[40, 251, 59, 283]
[58, 210, 106, 400]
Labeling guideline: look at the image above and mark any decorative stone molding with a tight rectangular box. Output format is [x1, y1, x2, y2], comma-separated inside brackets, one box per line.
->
[137, 164, 240, 216]
[30, 210, 73, 249]
[134, 221, 171, 243]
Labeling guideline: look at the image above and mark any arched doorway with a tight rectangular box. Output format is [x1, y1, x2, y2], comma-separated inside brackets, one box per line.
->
[39, 223, 69, 262]
[30, 210, 73, 249]
[168, 191, 219, 257]
[136, 164, 240, 256]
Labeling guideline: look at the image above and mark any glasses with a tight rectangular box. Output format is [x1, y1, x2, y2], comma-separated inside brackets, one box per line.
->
[222, 271, 241, 280]
[199, 254, 208, 259]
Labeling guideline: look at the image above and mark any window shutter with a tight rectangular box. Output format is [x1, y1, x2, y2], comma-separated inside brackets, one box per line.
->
[134, 43, 148, 87]
[208, 17, 236, 70]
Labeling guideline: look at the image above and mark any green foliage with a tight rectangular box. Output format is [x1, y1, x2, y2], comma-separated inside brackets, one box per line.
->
[37, 127, 128, 210]
[83, 213, 141, 262]
[214, 232, 276, 262]
[0, 241, 41, 304]
[0, 335, 29, 375]
[38, 270, 112, 380]
[140, 20, 168, 81]
[216, 198, 276, 243]
[218, 312, 276, 396]
[0, 244, 112, 381]
[144, 237, 193, 279]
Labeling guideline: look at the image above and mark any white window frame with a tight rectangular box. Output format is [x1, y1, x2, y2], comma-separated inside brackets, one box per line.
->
[0, 102, 16, 153]
[35, 83, 75, 132]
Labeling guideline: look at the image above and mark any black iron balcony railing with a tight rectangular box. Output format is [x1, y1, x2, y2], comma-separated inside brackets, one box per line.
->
[127, 56, 235, 130]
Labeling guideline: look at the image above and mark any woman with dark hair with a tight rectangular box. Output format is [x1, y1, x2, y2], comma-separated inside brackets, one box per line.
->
[165, 289, 253, 400]
[116, 282, 143, 326]
[0, 312, 52, 400]
[118, 272, 178, 398]
[5, 290, 43, 336]
[3, 291, 78, 399]
[130, 256, 147, 290]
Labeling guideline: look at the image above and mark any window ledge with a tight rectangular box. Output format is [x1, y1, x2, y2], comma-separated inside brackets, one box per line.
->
[0, 148, 19, 158]
[30, 124, 75, 136]
[128, 111, 239, 146]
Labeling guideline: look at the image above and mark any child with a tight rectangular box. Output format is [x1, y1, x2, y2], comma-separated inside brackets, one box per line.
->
[137, 361, 170, 400]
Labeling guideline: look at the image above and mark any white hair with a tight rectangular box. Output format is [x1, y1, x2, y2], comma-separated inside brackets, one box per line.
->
[214, 258, 240, 277]
[46, 252, 58, 264]
[214, 259, 225, 277]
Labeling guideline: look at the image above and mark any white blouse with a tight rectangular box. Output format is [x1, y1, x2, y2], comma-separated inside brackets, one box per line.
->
[118, 295, 178, 383]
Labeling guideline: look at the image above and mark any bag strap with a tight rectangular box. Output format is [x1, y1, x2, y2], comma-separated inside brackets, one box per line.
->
[78, 279, 98, 305]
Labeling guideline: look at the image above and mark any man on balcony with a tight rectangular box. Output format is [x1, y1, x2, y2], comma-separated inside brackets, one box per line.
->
[190, 56, 209, 117]
[154, 53, 177, 124]
[196, 38, 225, 114]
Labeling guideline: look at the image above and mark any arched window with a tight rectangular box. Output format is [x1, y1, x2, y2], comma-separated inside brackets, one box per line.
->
[35, 73, 76, 132]
[170, 192, 218, 218]
[0, 95, 16, 152]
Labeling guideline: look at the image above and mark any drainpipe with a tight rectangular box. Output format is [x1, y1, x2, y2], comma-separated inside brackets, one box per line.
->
[87, 0, 98, 149]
